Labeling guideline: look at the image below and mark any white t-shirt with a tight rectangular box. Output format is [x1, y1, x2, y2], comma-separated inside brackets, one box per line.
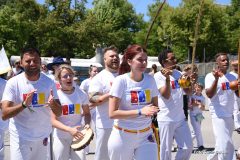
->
[53, 87, 89, 139]
[80, 78, 91, 93]
[189, 94, 205, 116]
[0, 78, 8, 131]
[2, 73, 58, 141]
[110, 73, 158, 130]
[154, 69, 186, 122]
[88, 69, 118, 129]
[205, 72, 237, 118]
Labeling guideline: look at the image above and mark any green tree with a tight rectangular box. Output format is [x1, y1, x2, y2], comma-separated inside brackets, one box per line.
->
[225, 0, 240, 53]
[92, 0, 144, 52]
[0, 0, 42, 56]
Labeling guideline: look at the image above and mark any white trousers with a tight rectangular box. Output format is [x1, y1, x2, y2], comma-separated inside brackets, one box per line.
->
[158, 120, 193, 160]
[207, 117, 236, 160]
[0, 130, 5, 160]
[94, 128, 112, 160]
[233, 99, 240, 129]
[53, 136, 85, 160]
[108, 127, 158, 160]
[10, 134, 49, 160]
[190, 114, 204, 147]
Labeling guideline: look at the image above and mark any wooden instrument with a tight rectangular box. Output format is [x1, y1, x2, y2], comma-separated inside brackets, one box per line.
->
[71, 128, 94, 151]
[178, 75, 191, 88]
[229, 40, 240, 92]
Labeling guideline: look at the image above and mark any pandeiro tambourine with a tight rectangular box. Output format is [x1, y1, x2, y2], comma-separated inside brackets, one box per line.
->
[71, 128, 94, 151]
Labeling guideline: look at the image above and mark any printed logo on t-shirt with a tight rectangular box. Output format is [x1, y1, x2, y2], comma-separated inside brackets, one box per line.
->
[171, 80, 180, 89]
[23, 92, 46, 107]
[130, 89, 151, 104]
[62, 104, 81, 115]
[221, 82, 230, 90]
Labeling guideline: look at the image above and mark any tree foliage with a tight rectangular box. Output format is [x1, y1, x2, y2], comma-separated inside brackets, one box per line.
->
[0, 0, 238, 61]
[135, 0, 239, 62]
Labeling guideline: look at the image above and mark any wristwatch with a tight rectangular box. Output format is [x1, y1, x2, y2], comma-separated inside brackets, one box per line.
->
[22, 101, 29, 109]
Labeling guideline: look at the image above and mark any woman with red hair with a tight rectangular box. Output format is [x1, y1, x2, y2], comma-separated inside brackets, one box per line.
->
[108, 45, 159, 160]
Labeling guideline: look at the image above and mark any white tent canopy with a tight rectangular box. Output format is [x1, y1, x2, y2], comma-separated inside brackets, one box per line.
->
[10, 55, 160, 69]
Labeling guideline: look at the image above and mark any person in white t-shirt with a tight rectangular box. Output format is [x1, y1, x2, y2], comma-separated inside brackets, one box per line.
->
[154, 49, 194, 160]
[189, 83, 205, 150]
[80, 65, 99, 154]
[80, 65, 99, 125]
[1, 48, 62, 160]
[0, 77, 8, 160]
[108, 44, 159, 160]
[229, 60, 240, 133]
[88, 46, 120, 160]
[205, 53, 239, 160]
[51, 64, 91, 160]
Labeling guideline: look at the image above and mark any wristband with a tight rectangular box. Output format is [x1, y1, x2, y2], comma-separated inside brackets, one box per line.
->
[22, 101, 28, 109]
[137, 108, 142, 116]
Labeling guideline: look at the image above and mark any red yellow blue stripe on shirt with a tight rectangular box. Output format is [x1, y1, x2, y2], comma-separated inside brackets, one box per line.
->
[221, 82, 230, 90]
[23, 92, 45, 107]
[130, 89, 151, 104]
[171, 80, 180, 89]
[62, 104, 81, 115]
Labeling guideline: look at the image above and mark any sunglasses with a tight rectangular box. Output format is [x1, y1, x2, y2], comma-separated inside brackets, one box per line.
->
[61, 74, 74, 79]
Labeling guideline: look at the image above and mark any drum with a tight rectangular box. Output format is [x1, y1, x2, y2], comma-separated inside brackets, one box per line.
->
[71, 128, 94, 151]
[230, 80, 238, 90]
[178, 75, 191, 88]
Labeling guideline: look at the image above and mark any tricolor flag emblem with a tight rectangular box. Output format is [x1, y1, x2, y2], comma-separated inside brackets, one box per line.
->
[221, 82, 230, 90]
[171, 80, 180, 89]
[130, 89, 151, 104]
[62, 104, 81, 115]
[23, 92, 45, 107]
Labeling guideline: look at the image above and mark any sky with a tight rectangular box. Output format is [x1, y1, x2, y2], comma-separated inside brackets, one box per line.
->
[37, 0, 231, 21]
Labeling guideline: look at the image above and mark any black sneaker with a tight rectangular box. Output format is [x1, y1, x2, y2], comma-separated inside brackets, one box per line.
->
[197, 146, 205, 151]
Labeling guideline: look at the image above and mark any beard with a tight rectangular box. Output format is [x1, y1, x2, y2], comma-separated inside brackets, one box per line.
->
[24, 67, 40, 77]
[107, 61, 119, 71]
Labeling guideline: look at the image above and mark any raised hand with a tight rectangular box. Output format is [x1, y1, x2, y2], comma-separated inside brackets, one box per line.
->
[212, 69, 223, 79]
[160, 68, 172, 79]
[24, 90, 37, 106]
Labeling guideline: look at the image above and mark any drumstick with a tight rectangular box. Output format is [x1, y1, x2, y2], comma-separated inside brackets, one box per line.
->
[191, 0, 204, 73]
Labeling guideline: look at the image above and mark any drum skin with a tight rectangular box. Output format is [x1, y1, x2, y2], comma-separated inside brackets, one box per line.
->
[230, 80, 238, 91]
[71, 128, 94, 151]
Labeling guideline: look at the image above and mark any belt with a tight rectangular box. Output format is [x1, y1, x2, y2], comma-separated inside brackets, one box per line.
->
[114, 125, 151, 134]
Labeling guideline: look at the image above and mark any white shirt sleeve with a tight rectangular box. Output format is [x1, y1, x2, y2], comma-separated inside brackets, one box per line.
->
[88, 75, 102, 94]
[80, 79, 87, 92]
[154, 72, 166, 89]
[109, 76, 124, 99]
[205, 73, 215, 90]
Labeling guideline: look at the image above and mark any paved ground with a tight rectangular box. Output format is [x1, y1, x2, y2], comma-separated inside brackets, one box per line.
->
[3, 110, 240, 160]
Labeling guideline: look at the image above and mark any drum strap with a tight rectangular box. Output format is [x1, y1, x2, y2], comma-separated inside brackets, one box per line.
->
[114, 125, 151, 134]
